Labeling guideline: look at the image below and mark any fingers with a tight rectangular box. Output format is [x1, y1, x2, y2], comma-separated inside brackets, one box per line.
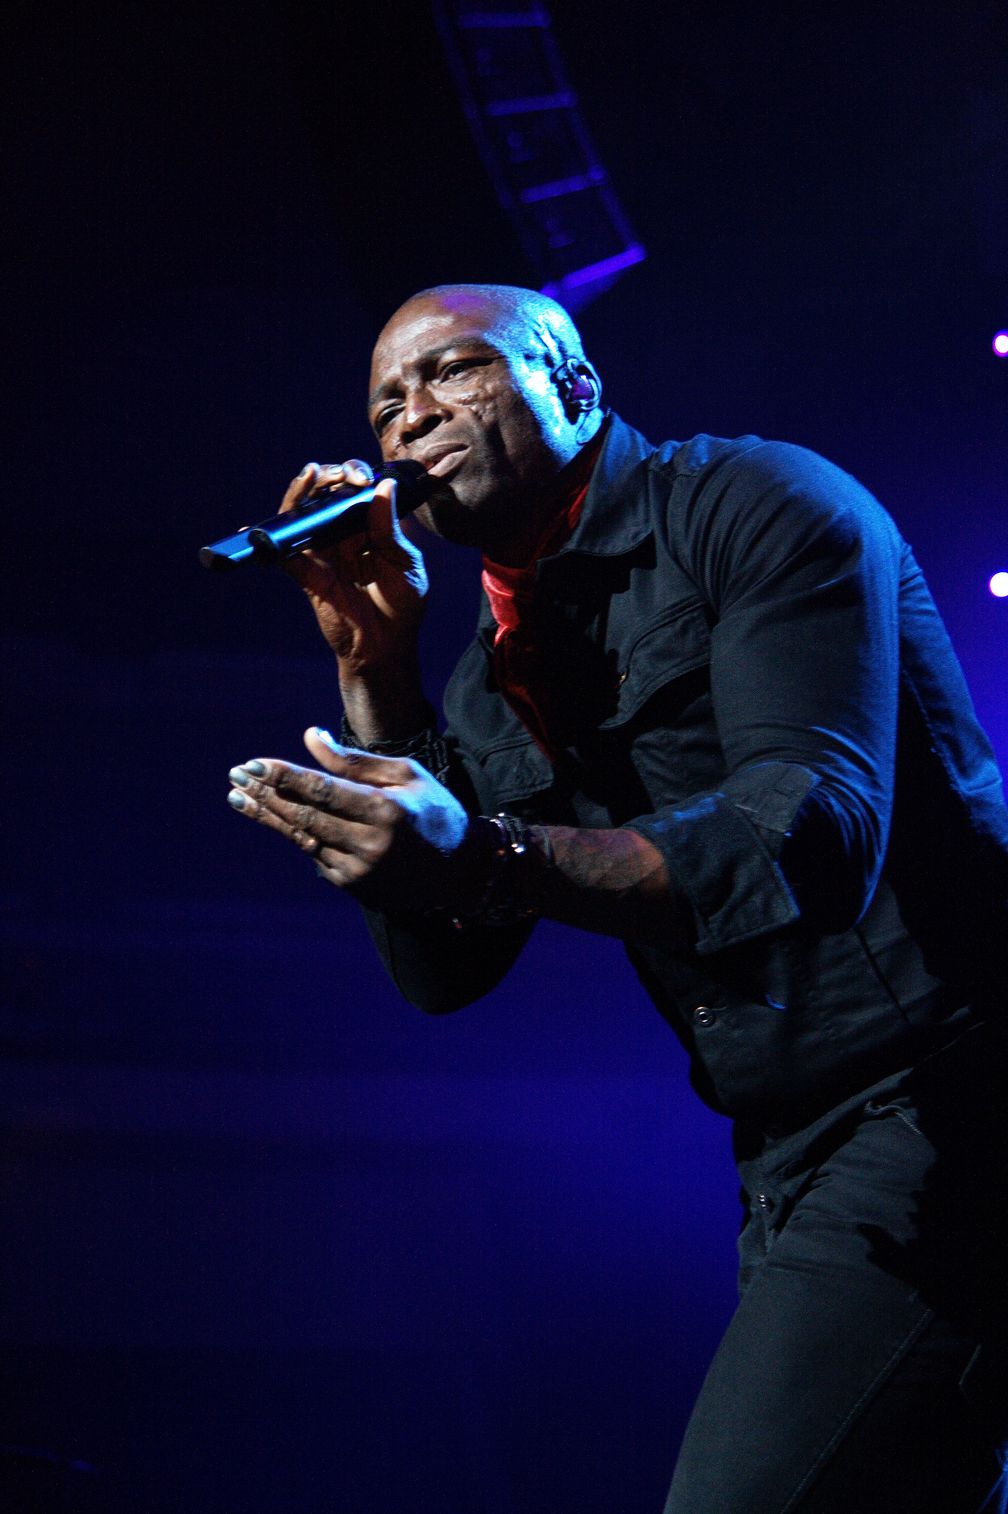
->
[228, 745, 417, 812]
[368, 478, 400, 546]
[356, 481, 430, 612]
[327, 459, 374, 486]
[228, 760, 383, 821]
[226, 761, 386, 867]
[304, 726, 347, 771]
[280, 461, 319, 515]
[280, 459, 375, 517]
[279, 462, 384, 592]
[227, 782, 372, 888]
[226, 738, 470, 908]
[228, 775, 353, 854]
[302, 728, 420, 786]
[226, 750, 421, 891]
[277, 460, 427, 635]
[346, 479, 396, 590]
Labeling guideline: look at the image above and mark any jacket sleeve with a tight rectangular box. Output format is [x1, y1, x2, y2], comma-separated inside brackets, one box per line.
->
[623, 441, 904, 955]
[339, 716, 536, 1012]
[359, 904, 535, 1015]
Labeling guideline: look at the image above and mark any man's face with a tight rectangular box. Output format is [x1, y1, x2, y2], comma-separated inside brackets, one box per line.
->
[367, 293, 580, 548]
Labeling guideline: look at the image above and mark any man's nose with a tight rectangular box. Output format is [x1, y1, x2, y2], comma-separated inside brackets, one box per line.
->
[400, 387, 448, 442]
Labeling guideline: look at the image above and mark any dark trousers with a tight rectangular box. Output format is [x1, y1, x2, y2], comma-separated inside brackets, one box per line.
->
[664, 1025, 1008, 1514]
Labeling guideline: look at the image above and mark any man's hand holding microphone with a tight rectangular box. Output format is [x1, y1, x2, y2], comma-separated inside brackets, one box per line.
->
[225, 459, 476, 911]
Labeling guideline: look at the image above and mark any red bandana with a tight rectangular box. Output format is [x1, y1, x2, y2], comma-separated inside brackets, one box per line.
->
[481, 430, 605, 759]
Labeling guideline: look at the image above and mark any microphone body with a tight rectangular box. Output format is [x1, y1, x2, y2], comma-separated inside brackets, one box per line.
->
[199, 461, 433, 571]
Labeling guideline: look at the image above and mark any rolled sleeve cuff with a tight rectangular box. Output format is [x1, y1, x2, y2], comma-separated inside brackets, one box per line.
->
[623, 761, 820, 954]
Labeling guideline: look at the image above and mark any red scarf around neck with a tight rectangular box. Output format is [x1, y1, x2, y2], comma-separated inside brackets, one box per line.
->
[481, 429, 605, 758]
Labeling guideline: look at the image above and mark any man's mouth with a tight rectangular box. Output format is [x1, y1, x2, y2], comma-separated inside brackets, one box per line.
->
[421, 445, 467, 478]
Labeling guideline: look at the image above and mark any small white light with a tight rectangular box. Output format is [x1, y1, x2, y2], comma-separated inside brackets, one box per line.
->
[990, 572, 1008, 598]
[993, 332, 1008, 357]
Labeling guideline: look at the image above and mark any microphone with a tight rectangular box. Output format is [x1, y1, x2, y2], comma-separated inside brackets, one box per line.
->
[198, 460, 434, 572]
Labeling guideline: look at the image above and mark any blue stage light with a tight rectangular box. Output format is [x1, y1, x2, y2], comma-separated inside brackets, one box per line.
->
[993, 332, 1008, 357]
[990, 572, 1008, 598]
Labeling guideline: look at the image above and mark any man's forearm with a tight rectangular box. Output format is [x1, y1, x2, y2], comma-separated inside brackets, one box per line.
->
[536, 824, 691, 946]
[338, 658, 431, 746]
[364, 823, 689, 1016]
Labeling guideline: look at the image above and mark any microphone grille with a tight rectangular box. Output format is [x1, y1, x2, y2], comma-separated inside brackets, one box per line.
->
[377, 459, 435, 513]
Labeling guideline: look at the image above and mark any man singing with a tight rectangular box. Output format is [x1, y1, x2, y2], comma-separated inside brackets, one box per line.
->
[226, 283, 1008, 1511]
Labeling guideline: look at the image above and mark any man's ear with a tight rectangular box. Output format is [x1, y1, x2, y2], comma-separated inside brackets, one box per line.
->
[551, 359, 602, 415]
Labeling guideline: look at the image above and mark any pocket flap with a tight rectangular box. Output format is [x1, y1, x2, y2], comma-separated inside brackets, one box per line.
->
[599, 602, 711, 728]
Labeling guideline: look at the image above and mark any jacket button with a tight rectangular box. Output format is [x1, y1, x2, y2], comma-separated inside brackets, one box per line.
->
[756, 1192, 773, 1211]
[693, 1005, 716, 1027]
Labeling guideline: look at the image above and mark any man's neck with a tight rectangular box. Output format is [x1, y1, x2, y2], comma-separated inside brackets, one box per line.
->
[483, 416, 606, 569]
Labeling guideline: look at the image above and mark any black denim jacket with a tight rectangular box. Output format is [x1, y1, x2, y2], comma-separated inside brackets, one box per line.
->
[360, 415, 1008, 1130]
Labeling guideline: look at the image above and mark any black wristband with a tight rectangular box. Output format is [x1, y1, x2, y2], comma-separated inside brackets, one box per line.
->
[339, 714, 453, 786]
[451, 812, 554, 928]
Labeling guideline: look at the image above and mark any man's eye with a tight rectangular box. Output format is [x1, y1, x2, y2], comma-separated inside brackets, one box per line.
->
[373, 406, 399, 434]
[441, 357, 492, 381]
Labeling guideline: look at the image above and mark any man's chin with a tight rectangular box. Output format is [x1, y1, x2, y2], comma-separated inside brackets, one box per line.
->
[414, 496, 485, 547]
[415, 479, 514, 548]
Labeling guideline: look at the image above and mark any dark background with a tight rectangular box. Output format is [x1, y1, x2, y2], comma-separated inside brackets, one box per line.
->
[2, 2, 1005, 1510]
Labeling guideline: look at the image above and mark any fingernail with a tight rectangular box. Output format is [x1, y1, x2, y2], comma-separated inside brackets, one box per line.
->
[228, 790, 247, 810]
[229, 765, 251, 787]
[313, 726, 338, 748]
[244, 760, 266, 776]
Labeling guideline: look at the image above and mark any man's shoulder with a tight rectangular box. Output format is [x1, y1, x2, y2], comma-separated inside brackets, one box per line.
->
[639, 426, 895, 537]
[584, 416, 898, 563]
[609, 416, 860, 500]
[599, 413, 765, 475]
[647, 430, 861, 495]
[646, 430, 765, 477]
[590, 416, 772, 529]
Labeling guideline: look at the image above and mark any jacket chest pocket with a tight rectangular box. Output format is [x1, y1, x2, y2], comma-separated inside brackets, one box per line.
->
[599, 601, 713, 730]
[448, 600, 719, 817]
[577, 602, 724, 818]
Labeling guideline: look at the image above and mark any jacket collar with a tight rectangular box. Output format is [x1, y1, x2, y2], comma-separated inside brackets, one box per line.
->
[536, 411, 658, 570]
[474, 413, 663, 636]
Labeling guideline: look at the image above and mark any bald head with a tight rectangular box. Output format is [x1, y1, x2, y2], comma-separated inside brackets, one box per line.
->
[393, 283, 590, 372]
